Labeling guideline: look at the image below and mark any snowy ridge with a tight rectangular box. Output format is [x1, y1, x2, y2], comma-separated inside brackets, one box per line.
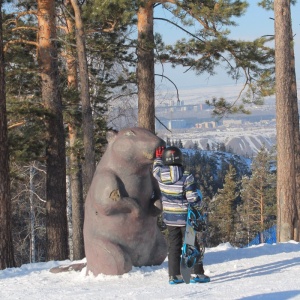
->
[156, 83, 281, 157]
[226, 134, 275, 156]
[182, 148, 252, 177]
[164, 124, 276, 157]
[1, 242, 300, 299]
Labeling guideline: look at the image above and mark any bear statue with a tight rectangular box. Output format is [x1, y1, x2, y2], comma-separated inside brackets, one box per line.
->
[83, 127, 168, 276]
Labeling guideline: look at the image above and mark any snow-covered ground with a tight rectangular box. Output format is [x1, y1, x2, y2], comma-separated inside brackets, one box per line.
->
[1, 242, 300, 300]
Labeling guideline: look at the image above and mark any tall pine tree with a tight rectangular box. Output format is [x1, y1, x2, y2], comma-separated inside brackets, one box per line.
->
[37, 0, 68, 260]
[210, 164, 240, 245]
[274, 0, 299, 241]
[239, 146, 276, 245]
[0, 0, 15, 269]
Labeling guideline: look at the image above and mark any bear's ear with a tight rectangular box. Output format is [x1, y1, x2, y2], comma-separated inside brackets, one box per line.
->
[106, 129, 118, 143]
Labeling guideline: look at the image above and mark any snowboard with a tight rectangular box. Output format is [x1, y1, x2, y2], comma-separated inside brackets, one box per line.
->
[180, 190, 207, 284]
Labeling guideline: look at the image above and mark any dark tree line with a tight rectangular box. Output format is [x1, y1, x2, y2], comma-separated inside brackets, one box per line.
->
[182, 146, 276, 247]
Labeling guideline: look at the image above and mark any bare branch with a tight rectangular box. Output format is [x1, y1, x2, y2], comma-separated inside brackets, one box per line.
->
[15, 10, 38, 20]
[154, 17, 205, 43]
[155, 73, 180, 103]
[4, 39, 38, 52]
[155, 116, 172, 133]
[12, 26, 38, 32]
[8, 121, 26, 129]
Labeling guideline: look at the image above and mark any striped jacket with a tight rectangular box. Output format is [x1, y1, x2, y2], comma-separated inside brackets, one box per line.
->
[153, 158, 201, 226]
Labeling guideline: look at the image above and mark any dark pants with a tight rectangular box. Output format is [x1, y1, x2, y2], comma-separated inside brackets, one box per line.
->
[167, 225, 204, 277]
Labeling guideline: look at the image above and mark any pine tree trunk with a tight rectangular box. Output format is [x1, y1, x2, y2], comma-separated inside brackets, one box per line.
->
[70, 0, 95, 192]
[66, 162, 73, 259]
[289, 20, 300, 242]
[137, 1, 155, 133]
[37, 0, 68, 260]
[65, 12, 85, 260]
[260, 192, 264, 242]
[29, 166, 36, 263]
[0, 3, 15, 269]
[274, 0, 299, 242]
[69, 126, 85, 260]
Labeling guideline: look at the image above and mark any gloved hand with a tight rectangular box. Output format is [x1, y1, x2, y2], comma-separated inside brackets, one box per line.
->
[155, 146, 165, 158]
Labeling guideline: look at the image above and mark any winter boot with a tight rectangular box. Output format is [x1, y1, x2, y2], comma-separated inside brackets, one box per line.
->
[190, 274, 210, 283]
[169, 275, 184, 285]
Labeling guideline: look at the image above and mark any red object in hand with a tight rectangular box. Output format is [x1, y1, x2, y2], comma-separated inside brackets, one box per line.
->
[156, 147, 165, 158]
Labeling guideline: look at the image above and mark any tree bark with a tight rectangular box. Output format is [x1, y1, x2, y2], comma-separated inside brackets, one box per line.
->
[289, 16, 300, 242]
[274, 0, 299, 242]
[69, 0, 95, 191]
[137, 1, 155, 133]
[0, 2, 16, 269]
[64, 10, 85, 260]
[29, 166, 36, 263]
[37, 0, 68, 260]
[69, 126, 84, 259]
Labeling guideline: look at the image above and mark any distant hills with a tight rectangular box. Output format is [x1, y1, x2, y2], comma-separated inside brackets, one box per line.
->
[158, 119, 276, 157]
[108, 82, 300, 157]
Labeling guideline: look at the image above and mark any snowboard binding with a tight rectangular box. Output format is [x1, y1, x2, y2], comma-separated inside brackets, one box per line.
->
[181, 244, 200, 268]
[188, 206, 207, 232]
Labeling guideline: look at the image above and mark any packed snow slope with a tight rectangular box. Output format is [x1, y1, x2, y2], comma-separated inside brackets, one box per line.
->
[1, 242, 300, 300]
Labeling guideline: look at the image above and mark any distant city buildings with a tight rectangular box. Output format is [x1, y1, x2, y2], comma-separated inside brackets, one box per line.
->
[155, 100, 208, 114]
[223, 119, 242, 126]
[155, 100, 275, 130]
[195, 121, 216, 129]
[107, 95, 276, 132]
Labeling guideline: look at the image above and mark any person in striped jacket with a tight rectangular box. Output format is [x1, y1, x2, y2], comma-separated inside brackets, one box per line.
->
[153, 146, 210, 285]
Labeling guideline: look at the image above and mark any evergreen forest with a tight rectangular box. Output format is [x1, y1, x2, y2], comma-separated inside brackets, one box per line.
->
[0, 0, 298, 270]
